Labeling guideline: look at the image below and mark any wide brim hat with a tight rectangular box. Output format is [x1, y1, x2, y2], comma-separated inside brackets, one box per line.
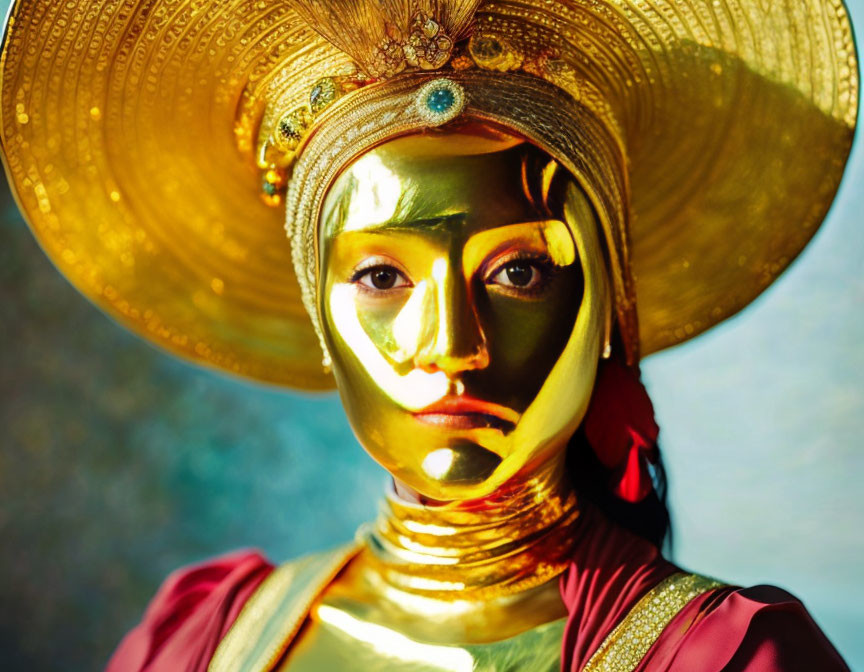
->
[0, 0, 857, 389]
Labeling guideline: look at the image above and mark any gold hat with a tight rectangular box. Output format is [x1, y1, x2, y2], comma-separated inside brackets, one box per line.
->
[0, 0, 857, 389]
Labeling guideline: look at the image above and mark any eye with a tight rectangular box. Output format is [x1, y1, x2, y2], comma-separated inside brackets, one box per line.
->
[487, 257, 552, 291]
[352, 264, 412, 291]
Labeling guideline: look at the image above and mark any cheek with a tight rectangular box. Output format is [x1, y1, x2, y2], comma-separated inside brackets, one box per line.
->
[354, 283, 436, 365]
[322, 283, 449, 411]
[475, 267, 584, 404]
[352, 295, 405, 360]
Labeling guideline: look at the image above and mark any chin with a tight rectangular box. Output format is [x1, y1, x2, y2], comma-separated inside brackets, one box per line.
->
[386, 444, 511, 504]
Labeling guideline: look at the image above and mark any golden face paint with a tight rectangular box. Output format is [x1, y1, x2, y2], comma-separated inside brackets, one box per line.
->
[319, 131, 609, 501]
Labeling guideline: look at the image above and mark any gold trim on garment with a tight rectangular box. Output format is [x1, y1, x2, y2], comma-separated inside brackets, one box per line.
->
[208, 544, 359, 672]
[582, 572, 726, 672]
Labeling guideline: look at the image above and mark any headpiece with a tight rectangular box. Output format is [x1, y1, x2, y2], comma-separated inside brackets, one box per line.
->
[0, 0, 857, 387]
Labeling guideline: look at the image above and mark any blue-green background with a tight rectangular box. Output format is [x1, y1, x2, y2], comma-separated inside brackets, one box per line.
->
[1, 2, 862, 669]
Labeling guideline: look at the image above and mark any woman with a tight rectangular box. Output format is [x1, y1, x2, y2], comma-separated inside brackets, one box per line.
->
[0, 0, 856, 670]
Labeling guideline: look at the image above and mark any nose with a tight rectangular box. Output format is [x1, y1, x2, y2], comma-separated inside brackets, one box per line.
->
[415, 258, 489, 375]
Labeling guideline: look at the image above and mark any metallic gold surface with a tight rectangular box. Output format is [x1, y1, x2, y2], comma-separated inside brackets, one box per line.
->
[289, 129, 600, 664]
[209, 494, 572, 672]
[0, 1, 856, 386]
[582, 573, 726, 672]
[289, 1, 482, 79]
[319, 132, 609, 500]
[282, 602, 565, 671]
[276, 426, 580, 667]
[1, 1, 857, 668]
[298, 542, 569, 648]
[213, 401, 582, 668]
[361, 463, 580, 601]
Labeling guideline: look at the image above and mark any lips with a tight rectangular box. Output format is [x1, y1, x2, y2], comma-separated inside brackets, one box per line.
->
[414, 395, 519, 432]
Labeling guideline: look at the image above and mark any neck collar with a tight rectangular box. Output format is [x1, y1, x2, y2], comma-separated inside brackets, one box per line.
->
[360, 460, 581, 600]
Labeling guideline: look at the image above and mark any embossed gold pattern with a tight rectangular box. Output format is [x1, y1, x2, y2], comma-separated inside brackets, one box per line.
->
[0, 0, 857, 387]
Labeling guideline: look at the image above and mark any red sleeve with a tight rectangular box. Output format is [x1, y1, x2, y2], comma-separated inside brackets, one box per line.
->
[638, 585, 849, 671]
[105, 550, 274, 672]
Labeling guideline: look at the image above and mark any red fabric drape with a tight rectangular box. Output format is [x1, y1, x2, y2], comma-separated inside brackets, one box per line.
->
[558, 506, 679, 670]
[631, 584, 849, 671]
[105, 550, 273, 672]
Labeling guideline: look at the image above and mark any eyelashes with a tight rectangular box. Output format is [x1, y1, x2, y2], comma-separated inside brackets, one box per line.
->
[347, 251, 561, 296]
[349, 256, 412, 292]
[484, 251, 558, 294]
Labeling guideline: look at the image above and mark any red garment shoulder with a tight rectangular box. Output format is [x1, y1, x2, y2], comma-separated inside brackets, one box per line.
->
[558, 509, 848, 671]
[637, 584, 849, 672]
[105, 550, 274, 672]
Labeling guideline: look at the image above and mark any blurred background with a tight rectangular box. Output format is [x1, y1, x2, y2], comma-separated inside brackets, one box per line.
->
[1, 2, 862, 671]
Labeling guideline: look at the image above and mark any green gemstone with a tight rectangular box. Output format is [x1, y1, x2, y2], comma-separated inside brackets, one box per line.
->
[310, 78, 337, 113]
[278, 116, 304, 141]
[262, 180, 278, 196]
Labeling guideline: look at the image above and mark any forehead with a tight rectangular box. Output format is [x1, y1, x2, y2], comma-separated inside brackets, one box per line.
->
[320, 131, 545, 239]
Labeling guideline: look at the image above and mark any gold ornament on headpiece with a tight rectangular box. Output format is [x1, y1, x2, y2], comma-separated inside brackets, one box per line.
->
[259, 1, 481, 201]
[291, 0, 481, 77]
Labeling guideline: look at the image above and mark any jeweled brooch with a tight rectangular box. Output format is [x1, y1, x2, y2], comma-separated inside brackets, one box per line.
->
[415, 78, 466, 126]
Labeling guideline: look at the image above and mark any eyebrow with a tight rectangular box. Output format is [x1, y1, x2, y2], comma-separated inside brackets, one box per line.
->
[359, 213, 467, 234]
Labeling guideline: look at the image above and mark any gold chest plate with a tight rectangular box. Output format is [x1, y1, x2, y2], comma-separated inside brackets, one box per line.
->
[280, 605, 565, 671]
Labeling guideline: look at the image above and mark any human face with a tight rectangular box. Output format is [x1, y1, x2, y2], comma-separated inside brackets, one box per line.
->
[318, 131, 609, 501]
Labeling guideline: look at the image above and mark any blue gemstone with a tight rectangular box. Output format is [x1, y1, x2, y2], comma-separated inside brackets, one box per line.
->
[426, 87, 455, 113]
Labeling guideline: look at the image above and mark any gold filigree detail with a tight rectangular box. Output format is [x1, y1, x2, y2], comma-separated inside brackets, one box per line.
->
[290, 0, 481, 78]
[272, 107, 313, 153]
[261, 169, 288, 207]
[413, 78, 466, 125]
[257, 0, 485, 191]
[372, 11, 456, 77]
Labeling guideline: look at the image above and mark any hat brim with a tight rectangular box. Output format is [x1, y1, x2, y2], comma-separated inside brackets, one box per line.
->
[0, 0, 857, 388]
